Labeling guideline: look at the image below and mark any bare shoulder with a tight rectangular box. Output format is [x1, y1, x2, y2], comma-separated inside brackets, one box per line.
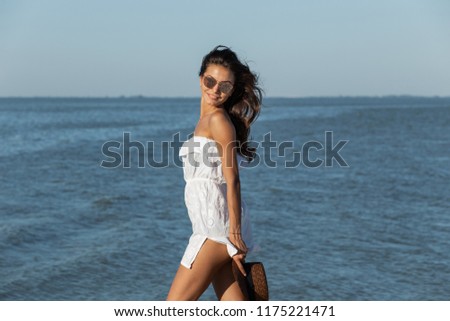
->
[209, 110, 236, 142]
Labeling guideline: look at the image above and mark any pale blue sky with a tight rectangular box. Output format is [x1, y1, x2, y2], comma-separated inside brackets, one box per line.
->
[1, 0, 449, 97]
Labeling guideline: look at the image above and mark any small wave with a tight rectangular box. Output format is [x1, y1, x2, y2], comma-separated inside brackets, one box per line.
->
[92, 197, 113, 209]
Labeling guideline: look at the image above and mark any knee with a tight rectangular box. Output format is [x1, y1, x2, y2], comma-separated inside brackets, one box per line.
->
[166, 291, 198, 301]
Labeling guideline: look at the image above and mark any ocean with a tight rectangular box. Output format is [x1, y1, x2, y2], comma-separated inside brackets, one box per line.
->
[0, 96, 449, 300]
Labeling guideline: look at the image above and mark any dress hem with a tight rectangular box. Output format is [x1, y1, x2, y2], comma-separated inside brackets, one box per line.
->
[180, 235, 239, 269]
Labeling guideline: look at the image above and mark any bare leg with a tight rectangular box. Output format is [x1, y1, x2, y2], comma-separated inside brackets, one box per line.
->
[212, 261, 247, 301]
[167, 239, 231, 300]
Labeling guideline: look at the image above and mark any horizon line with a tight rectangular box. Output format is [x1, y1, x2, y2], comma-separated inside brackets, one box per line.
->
[1, 94, 450, 99]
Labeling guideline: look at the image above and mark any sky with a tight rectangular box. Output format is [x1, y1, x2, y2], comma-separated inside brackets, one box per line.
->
[1, 0, 450, 97]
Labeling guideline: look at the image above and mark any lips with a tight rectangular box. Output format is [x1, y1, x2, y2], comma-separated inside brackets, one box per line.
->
[208, 93, 220, 100]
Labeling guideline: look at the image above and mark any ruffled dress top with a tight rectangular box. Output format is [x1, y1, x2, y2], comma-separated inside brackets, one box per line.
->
[179, 136, 254, 269]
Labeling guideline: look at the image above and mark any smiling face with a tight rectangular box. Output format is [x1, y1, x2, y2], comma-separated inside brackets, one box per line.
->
[200, 64, 235, 107]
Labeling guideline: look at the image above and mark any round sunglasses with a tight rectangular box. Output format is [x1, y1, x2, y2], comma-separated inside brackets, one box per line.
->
[203, 75, 234, 95]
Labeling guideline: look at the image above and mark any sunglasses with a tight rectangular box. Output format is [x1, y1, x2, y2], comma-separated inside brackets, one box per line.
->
[203, 75, 234, 95]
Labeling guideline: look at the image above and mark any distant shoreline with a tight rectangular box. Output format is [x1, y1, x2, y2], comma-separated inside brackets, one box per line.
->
[1, 96, 450, 109]
[1, 95, 449, 100]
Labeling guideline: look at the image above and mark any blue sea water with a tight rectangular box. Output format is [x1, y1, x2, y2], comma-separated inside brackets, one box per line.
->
[0, 96, 449, 300]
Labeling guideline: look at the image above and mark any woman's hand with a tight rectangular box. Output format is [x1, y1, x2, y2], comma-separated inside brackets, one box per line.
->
[229, 232, 248, 276]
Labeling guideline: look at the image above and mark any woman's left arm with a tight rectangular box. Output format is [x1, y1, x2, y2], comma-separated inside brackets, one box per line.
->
[210, 112, 248, 275]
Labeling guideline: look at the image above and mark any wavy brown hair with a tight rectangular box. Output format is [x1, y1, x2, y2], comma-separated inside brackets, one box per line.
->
[199, 45, 263, 161]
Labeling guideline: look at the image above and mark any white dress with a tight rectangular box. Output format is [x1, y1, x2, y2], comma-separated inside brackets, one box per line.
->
[179, 135, 255, 269]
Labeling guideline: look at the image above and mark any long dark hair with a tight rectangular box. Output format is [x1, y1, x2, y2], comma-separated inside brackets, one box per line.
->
[199, 45, 263, 161]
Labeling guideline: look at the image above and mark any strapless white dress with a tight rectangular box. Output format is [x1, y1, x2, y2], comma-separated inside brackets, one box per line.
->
[179, 136, 255, 269]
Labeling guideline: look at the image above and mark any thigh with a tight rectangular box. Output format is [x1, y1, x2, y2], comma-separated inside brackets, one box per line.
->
[167, 239, 231, 301]
[212, 261, 247, 301]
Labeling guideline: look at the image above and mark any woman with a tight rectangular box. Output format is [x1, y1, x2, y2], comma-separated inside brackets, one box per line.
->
[167, 45, 262, 301]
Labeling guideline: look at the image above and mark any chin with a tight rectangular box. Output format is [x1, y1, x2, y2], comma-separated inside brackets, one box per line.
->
[206, 96, 226, 107]
[210, 100, 225, 107]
